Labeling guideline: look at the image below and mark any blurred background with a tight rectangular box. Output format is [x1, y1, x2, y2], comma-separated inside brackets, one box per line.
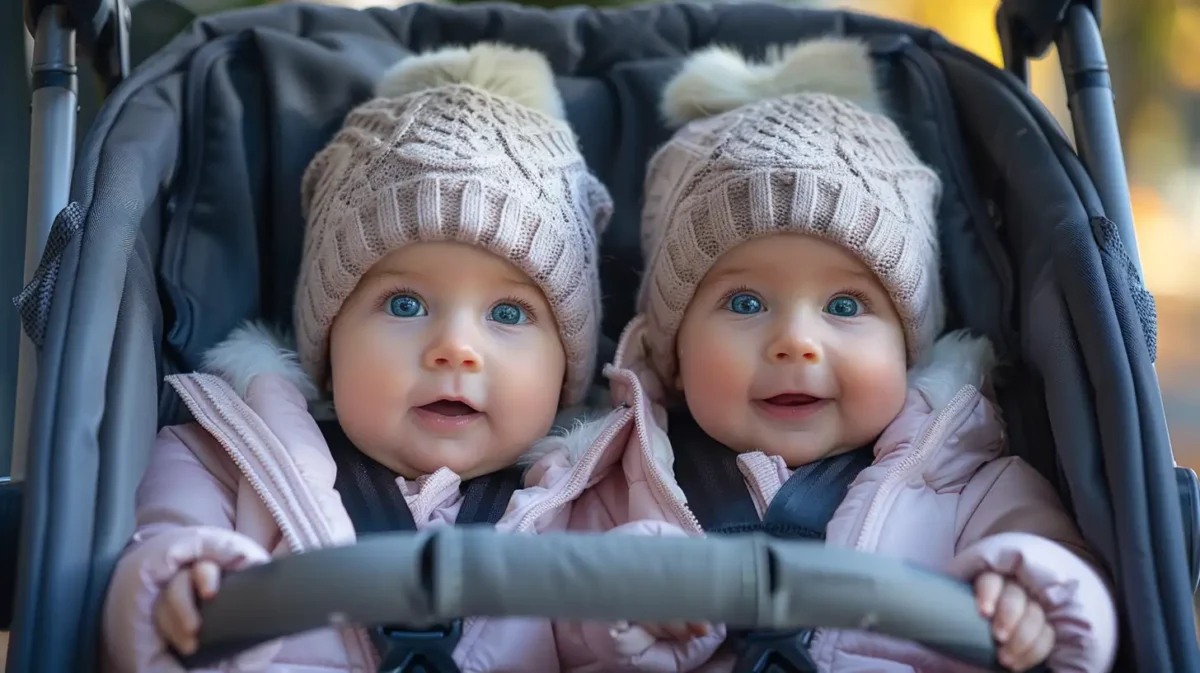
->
[0, 0, 1198, 666]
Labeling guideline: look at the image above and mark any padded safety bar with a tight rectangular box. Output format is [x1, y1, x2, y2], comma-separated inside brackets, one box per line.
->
[184, 529, 1001, 671]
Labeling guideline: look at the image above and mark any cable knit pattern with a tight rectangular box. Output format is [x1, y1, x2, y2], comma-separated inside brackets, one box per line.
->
[640, 89, 944, 382]
[297, 76, 612, 405]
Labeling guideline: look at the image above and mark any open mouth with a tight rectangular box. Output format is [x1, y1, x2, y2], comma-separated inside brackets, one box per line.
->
[753, 393, 829, 420]
[761, 393, 821, 407]
[418, 399, 479, 417]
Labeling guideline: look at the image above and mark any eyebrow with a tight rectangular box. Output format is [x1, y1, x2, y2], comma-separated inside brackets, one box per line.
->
[703, 266, 754, 285]
[705, 263, 874, 285]
[365, 268, 540, 290]
[831, 265, 874, 281]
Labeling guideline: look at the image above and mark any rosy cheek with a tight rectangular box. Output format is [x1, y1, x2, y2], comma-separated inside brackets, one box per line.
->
[334, 330, 410, 401]
[681, 332, 750, 397]
[840, 353, 907, 423]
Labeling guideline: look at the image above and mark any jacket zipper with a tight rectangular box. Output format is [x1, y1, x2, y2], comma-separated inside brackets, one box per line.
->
[512, 365, 705, 536]
[171, 375, 379, 669]
[852, 386, 976, 551]
[170, 376, 306, 553]
[810, 386, 977, 657]
[614, 369, 704, 535]
[514, 406, 636, 532]
[192, 375, 333, 544]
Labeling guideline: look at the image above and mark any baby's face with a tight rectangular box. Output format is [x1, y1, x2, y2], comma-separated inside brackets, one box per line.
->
[675, 234, 907, 466]
[328, 242, 566, 480]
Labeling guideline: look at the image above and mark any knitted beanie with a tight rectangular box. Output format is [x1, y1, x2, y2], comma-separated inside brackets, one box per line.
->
[639, 37, 944, 383]
[297, 43, 612, 405]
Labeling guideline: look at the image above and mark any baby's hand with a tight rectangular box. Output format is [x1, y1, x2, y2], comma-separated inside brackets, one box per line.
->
[633, 622, 710, 641]
[975, 572, 1054, 672]
[154, 560, 222, 656]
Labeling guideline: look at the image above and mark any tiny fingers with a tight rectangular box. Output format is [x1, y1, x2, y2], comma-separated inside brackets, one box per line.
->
[191, 560, 221, 600]
[991, 580, 1028, 644]
[974, 572, 1004, 618]
[155, 571, 201, 654]
[999, 601, 1053, 672]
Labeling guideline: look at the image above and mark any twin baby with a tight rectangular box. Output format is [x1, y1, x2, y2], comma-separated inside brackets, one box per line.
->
[101, 39, 1117, 673]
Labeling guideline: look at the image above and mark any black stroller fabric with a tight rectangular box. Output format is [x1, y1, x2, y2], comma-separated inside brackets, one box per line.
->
[9, 2, 1196, 672]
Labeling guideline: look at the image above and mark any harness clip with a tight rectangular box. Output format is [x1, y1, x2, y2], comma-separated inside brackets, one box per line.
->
[373, 618, 464, 673]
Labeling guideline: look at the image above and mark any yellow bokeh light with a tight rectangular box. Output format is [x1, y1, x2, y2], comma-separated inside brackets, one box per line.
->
[1169, 5, 1200, 91]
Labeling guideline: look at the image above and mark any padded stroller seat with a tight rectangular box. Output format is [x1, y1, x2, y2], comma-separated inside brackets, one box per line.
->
[6, 2, 1198, 672]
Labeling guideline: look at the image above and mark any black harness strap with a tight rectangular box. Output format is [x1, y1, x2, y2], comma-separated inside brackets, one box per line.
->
[761, 441, 875, 540]
[455, 464, 524, 528]
[671, 409, 762, 535]
[326, 421, 420, 535]
[319, 420, 525, 673]
[668, 408, 874, 673]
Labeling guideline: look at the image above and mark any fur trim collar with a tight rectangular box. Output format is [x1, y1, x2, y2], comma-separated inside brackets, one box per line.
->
[907, 329, 997, 409]
[201, 321, 319, 402]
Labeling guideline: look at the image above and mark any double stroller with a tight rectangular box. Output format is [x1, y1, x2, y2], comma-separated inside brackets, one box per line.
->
[3, 0, 1199, 670]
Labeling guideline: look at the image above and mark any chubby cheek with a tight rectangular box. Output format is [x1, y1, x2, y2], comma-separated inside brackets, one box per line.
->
[328, 327, 413, 445]
[677, 327, 754, 433]
[492, 364, 562, 437]
[487, 336, 566, 444]
[837, 349, 908, 443]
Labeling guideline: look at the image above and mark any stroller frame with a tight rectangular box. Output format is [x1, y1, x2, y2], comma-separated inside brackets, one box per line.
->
[4, 0, 1197, 671]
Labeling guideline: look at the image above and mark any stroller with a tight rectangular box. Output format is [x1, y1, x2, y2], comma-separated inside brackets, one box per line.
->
[4, 0, 1200, 670]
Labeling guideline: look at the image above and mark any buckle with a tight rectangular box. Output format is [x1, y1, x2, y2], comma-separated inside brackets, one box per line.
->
[733, 629, 819, 673]
[373, 619, 463, 673]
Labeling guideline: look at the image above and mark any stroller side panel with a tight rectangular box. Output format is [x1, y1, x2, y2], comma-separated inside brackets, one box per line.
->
[937, 47, 1196, 670]
[9, 2, 1196, 672]
[8, 56, 185, 672]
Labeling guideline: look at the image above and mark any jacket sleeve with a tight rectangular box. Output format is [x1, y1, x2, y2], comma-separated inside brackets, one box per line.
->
[102, 424, 278, 673]
[947, 457, 1117, 673]
[554, 519, 727, 673]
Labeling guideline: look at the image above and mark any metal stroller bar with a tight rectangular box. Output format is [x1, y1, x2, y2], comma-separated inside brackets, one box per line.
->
[1056, 3, 1141, 276]
[998, 0, 1141, 278]
[11, 7, 78, 481]
[24, 0, 130, 95]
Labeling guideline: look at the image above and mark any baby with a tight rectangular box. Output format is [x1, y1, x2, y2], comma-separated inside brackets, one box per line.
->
[565, 38, 1118, 672]
[100, 43, 616, 673]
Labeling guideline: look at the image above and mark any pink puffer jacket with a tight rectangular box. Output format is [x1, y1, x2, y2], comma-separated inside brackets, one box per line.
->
[100, 322, 722, 673]
[556, 317, 1118, 673]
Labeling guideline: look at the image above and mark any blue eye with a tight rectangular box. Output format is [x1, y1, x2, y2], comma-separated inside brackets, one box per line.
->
[388, 294, 426, 318]
[825, 295, 861, 317]
[489, 302, 528, 325]
[727, 293, 763, 315]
